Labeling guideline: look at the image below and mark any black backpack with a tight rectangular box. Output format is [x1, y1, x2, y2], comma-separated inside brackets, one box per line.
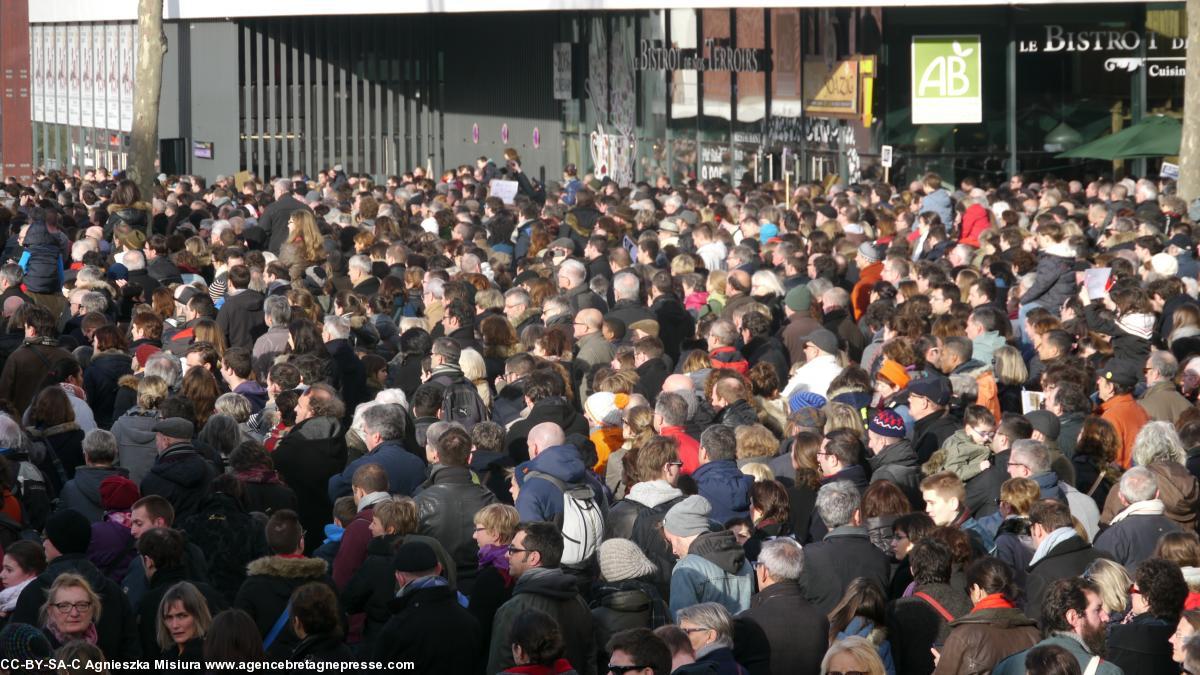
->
[441, 379, 489, 432]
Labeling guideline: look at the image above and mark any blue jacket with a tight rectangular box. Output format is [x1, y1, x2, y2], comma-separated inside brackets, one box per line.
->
[515, 444, 605, 522]
[693, 460, 754, 523]
[18, 221, 67, 294]
[920, 188, 953, 225]
[327, 440, 425, 501]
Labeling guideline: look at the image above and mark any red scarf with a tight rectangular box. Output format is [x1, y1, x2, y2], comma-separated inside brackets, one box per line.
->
[972, 593, 1015, 612]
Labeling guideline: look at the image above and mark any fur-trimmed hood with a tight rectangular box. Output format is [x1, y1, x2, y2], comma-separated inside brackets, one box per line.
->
[246, 555, 329, 579]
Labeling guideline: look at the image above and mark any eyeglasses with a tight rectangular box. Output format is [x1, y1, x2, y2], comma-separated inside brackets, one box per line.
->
[680, 627, 710, 634]
[666, 461, 684, 468]
[507, 545, 532, 556]
[607, 666, 649, 675]
[473, 526, 489, 533]
[52, 601, 92, 614]
[971, 428, 996, 441]
[1008, 462, 1030, 472]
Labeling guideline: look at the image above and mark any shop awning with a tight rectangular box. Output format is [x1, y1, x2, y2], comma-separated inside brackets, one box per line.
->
[1056, 115, 1181, 160]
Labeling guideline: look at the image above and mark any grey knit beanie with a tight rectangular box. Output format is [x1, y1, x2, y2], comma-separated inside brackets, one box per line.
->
[598, 538, 658, 582]
[663, 495, 714, 537]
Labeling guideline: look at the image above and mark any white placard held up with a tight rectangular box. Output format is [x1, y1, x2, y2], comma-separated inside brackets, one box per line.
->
[881, 145, 893, 168]
[1162, 162, 1180, 180]
[489, 179, 519, 205]
[1084, 267, 1112, 299]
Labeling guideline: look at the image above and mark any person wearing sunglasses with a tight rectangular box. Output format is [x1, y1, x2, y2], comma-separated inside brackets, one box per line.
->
[819, 634, 888, 675]
[1106, 558, 1190, 675]
[604, 627, 672, 675]
[675, 602, 743, 675]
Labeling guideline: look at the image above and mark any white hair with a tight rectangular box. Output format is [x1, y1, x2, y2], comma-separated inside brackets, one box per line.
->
[613, 272, 640, 301]
[751, 270, 785, 298]
[1119, 466, 1159, 504]
[560, 259, 587, 286]
[1131, 421, 1186, 467]
[349, 254, 373, 276]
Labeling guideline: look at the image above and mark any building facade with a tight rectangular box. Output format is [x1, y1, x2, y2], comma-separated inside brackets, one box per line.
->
[24, 1, 1186, 186]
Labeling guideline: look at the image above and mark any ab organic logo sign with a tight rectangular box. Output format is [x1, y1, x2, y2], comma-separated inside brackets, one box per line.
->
[912, 35, 982, 125]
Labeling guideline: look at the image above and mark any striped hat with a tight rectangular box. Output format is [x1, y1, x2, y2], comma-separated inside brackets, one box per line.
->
[868, 408, 906, 439]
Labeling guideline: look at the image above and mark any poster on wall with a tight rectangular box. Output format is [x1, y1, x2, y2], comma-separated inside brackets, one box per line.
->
[119, 24, 134, 132]
[92, 25, 105, 130]
[911, 35, 982, 124]
[552, 43, 572, 100]
[106, 25, 119, 131]
[80, 26, 93, 129]
[805, 57, 861, 119]
[30, 28, 42, 123]
[67, 26, 80, 127]
[55, 25, 67, 125]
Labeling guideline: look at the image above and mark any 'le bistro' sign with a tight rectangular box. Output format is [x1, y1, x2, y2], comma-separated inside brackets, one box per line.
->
[1019, 24, 1186, 77]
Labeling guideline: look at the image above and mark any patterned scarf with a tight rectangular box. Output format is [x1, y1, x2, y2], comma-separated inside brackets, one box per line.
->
[236, 467, 284, 486]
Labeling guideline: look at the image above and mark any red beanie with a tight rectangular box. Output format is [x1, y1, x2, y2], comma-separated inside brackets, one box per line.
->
[100, 476, 140, 511]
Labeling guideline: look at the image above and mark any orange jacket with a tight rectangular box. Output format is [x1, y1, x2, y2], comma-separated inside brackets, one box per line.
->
[851, 262, 884, 321]
[590, 426, 624, 476]
[974, 371, 1001, 423]
[1100, 393, 1151, 469]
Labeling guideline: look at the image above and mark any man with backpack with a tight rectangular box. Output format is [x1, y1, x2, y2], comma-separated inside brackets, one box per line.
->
[514, 422, 607, 568]
[424, 337, 489, 431]
[604, 435, 684, 597]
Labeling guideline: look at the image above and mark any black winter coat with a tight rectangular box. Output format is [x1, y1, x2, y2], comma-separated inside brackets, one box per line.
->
[326, 338, 368, 414]
[415, 465, 497, 594]
[798, 526, 891, 615]
[651, 294, 696, 362]
[233, 555, 334, 658]
[741, 335, 790, 385]
[136, 565, 227, 658]
[177, 492, 270, 603]
[733, 582, 829, 675]
[342, 533, 459, 655]
[274, 416, 347, 554]
[469, 563, 513, 651]
[292, 633, 353, 662]
[139, 443, 217, 521]
[1024, 536, 1113, 621]
[635, 358, 671, 405]
[888, 582, 974, 675]
[83, 350, 133, 429]
[263, 194, 312, 254]
[868, 438, 923, 509]
[912, 409, 961, 465]
[1106, 612, 1177, 675]
[505, 397, 589, 463]
[238, 473, 299, 517]
[372, 583, 482, 672]
[590, 579, 669, 666]
[217, 289, 266, 352]
[11, 554, 141, 659]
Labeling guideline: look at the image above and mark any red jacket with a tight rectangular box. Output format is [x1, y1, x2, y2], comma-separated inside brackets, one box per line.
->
[332, 505, 376, 589]
[709, 346, 749, 374]
[959, 203, 991, 248]
[851, 262, 883, 321]
[662, 426, 702, 475]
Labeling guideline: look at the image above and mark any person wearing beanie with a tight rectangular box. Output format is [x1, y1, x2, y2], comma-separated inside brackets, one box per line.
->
[0, 622, 52, 669]
[851, 242, 884, 321]
[592, 538, 670, 657]
[371, 540, 481, 673]
[662, 494, 753, 618]
[10, 509, 141, 659]
[87, 475, 140, 582]
[584, 391, 628, 476]
[59, 429, 130, 524]
[865, 407, 922, 508]
[780, 284, 821, 366]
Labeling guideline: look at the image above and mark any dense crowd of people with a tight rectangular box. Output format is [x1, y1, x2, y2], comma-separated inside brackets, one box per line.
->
[0, 156, 1197, 674]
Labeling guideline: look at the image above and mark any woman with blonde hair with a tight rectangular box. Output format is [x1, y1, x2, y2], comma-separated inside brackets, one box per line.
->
[606, 405, 655, 496]
[279, 210, 326, 270]
[191, 319, 226, 357]
[1083, 558, 1132, 623]
[735, 424, 777, 465]
[470, 503, 520, 647]
[40, 573, 102, 650]
[991, 345, 1028, 414]
[459, 349, 493, 408]
[824, 402, 865, 435]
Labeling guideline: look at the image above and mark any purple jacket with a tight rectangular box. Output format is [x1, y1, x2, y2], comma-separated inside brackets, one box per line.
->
[88, 513, 136, 583]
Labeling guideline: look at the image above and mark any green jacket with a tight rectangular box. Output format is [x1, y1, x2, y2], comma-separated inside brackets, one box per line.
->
[991, 633, 1124, 675]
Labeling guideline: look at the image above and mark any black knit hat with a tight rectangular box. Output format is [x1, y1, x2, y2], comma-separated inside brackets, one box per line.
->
[393, 540, 438, 573]
[44, 509, 92, 556]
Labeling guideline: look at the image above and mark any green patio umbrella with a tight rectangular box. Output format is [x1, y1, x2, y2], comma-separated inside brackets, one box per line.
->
[1057, 114, 1181, 160]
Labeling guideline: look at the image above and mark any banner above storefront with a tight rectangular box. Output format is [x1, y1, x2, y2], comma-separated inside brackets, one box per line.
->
[635, 39, 767, 73]
[911, 35, 983, 124]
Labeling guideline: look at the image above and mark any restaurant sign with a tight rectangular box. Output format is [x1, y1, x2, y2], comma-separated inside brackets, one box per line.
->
[636, 39, 766, 72]
[1019, 25, 1186, 77]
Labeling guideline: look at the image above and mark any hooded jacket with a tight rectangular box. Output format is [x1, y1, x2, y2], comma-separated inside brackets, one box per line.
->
[868, 438, 922, 508]
[139, 442, 217, 520]
[1101, 460, 1200, 530]
[58, 465, 129, 523]
[692, 460, 754, 523]
[1019, 244, 1076, 313]
[274, 415, 348, 554]
[234, 555, 334, 658]
[669, 530, 753, 618]
[111, 406, 159, 485]
[515, 444, 607, 523]
[487, 567, 596, 675]
[327, 440, 425, 501]
[18, 220, 67, 294]
[83, 350, 133, 429]
[958, 204, 991, 248]
[938, 429, 993, 483]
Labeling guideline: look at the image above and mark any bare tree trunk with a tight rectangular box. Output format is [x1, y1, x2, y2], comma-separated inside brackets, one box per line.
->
[129, 0, 166, 201]
[1179, 0, 1200, 201]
